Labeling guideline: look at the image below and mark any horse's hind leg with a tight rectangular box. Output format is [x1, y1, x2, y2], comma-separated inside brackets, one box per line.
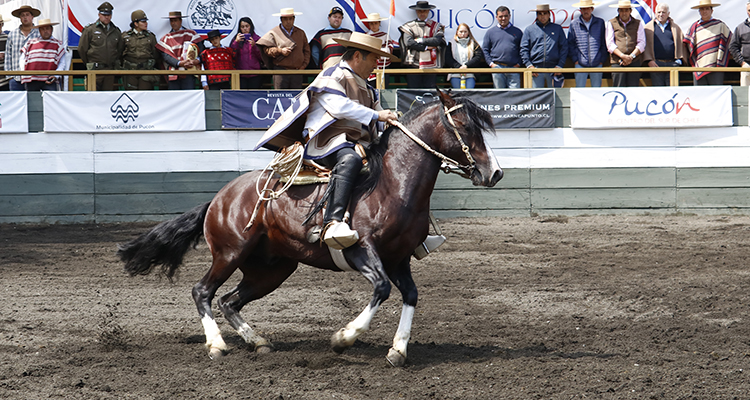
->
[385, 258, 418, 367]
[218, 258, 298, 353]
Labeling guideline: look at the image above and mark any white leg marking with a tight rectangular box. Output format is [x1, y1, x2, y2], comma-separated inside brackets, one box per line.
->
[392, 304, 415, 357]
[237, 322, 271, 348]
[201, 314, 227, 357]
[333, 303, 380, 349]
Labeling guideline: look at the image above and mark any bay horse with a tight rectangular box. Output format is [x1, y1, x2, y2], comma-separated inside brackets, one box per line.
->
[117, 89, 503, 367]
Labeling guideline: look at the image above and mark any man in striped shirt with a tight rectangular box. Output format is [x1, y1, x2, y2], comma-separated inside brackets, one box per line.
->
[20, 18, 67, 91]
[684, 0, 732, 85]
[5, 5, 40, 91]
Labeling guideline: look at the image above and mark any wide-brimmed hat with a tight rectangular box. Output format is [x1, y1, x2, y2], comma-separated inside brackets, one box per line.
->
[333, 32, 400, 61]
[572, 0, 600, 7]
[0, 14, 10, 23]
[609, 0, 636, 8]
[272, 8, 302, 17]
[34, 18, 59, 28]
[12, 5, 41, 18]
[163, 11, 184, 19]
[362, 12, 388, 22]
[691, 0, 721, 9]
[206, 29, 222, 40]
[530, 4, 555, 12]
[409, 1, 436, 10]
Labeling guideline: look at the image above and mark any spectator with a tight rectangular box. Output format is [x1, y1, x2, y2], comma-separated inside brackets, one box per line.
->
[78, 2, 122, 91]
[156, 11, 203, 90]
[445, 23, 485, 89]
[684, 0, 731, 85]
[568, 0, 607, 87]
[482, 6, 523, 89]
[310, 6, 352, 69]
[729, 2, 750, 86]
[362, 12, 393, 86]
[605, 0, 645, 87]
[200, 30, 235, 90]
[121, 10, 159, 90]
[398, 0, 446, 89]
[643, 3, 686, 86]
[21, 18, 67, 91]
[520, 4, 568, 88]
[257, 8, 310, 89]
[5, 5, 40, 91]
[0, 14, 10, 90]
[229, 17, 263, 89]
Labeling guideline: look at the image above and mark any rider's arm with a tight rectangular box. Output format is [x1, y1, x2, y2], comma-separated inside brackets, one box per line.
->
[317, 92, 378, 125]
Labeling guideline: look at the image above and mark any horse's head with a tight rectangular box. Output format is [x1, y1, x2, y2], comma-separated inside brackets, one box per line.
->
[435, 89, 503, 187]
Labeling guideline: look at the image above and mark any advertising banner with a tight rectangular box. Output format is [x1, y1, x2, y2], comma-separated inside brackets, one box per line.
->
[570, 87, 733, 129]
[221, 90, 302, 129]
[43, 91, 205, 132]
[396, 89, 555, 129]
[0, 92, 29, 133]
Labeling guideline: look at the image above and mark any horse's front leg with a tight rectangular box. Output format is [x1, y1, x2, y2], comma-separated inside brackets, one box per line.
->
[330, 240, 391, 353]
[385, 258, 418, 367]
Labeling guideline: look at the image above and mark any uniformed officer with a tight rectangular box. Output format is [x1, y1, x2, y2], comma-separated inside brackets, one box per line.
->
[121, 10, 159, 90]
[78, 2, 122, 91]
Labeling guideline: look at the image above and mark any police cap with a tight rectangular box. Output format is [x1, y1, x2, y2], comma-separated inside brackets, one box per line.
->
[97, 2, 113, 15]
[131, 10, 148, 22]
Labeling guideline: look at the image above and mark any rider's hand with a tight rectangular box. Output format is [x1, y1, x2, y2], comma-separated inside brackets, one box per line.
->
[377, 110, 398, 124]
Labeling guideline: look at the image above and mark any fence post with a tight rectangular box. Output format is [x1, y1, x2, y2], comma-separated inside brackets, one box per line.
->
[523, 69, 533, 88]
[669, 69, 679, 86]
[87, 71, 97, 91]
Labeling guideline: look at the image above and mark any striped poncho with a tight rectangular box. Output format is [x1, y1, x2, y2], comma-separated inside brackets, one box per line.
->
[684, 18, 732, 80]
[20, 37, 65, 84]
[156, 28, 203, 81]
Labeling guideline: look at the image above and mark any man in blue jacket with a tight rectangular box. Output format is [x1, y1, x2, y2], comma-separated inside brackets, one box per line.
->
[567, 0, 607, 87]
[520, 4, 568, 88]
[482, 5, 523, 88]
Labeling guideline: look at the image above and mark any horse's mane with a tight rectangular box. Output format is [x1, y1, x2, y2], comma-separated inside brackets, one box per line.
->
[303, 92, 494, 225]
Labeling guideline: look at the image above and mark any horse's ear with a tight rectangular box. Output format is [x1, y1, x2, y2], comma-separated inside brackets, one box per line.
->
[436, 86, 456, 108]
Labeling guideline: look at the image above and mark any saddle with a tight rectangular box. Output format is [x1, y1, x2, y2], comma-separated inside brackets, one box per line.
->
[272, 142, 368, 185]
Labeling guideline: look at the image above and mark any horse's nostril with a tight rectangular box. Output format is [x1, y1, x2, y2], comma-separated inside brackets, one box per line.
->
[491, 169, 503, 184]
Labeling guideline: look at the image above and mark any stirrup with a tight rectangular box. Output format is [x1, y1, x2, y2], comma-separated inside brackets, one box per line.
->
[323, 221, 359, 250]
[413, 234, 446, 260]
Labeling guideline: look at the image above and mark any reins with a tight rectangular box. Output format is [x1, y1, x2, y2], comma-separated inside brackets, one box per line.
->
[390, 103, 477, 179]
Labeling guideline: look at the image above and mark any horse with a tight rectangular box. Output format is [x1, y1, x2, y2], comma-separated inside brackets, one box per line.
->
[117, 89, 503, 367]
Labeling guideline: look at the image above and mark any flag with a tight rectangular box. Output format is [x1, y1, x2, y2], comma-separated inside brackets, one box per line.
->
[390, 0, 396, 16]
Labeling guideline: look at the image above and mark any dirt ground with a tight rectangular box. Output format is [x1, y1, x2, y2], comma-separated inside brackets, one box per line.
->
[2, 214, 750, 399]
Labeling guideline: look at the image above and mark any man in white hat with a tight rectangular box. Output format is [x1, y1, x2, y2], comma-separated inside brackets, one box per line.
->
[684, 0, 731, 85]
[730, 1, 750, 86]
[257, 8, 311, 89]
[362, 12, 393, 84]
[605, 0, 646, 87]
[20, 19, 67, 91]
[310, 6, 352, 69]
[643, 3, 686, 86]
[567, 0, 607, 87]
[520, 4, 568, 88]
[254, 32, 399, 250]
[5, 5, 41, 91]
[398, 1, 446, 88]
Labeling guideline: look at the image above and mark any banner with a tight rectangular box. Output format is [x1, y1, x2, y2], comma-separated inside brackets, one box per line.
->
[221, 90, 301, 129]
[0, 92, 29, 133]
[65, 0, 750, 48]
[570, 87, 733, 129]
[396, 89, 555, 129]
[43, 91, 205, 132]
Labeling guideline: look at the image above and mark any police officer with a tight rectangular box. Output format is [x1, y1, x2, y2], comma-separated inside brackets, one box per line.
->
[121, 10, 159, 90]
[78, 2, 122, 91]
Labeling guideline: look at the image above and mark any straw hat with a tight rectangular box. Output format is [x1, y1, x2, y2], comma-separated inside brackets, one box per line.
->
[12, 5, 41, 18]
[333, 32, 400, 61]
[0, 14, 10, 23]
[572, 0, 600, 8]
[163, 11, 184, 19]
[530, 4, 555, 12]
[272, 8, 302, 17]
[34, 18, 59, 28]
[691, 0, 721, 9]
[362, 12, 388, 22]
[609, 0, 636, 8]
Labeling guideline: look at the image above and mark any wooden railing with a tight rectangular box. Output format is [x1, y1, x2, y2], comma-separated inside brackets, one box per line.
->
[2, 66, 747, 90]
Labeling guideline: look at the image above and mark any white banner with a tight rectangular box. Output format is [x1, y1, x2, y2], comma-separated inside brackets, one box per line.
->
[43, 91, 206, 132]
[570, 87, 733, 129]
[64, 0, 750, 48]
[0, 92, 29, 133]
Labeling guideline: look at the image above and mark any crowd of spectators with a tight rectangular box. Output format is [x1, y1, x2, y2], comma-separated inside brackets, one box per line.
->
[3, 0, 750, 91]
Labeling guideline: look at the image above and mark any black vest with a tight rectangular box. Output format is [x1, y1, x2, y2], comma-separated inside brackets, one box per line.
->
[653, 22, 675, 60]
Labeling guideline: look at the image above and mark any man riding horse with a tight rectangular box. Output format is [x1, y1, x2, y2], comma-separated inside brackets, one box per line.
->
[256, 32, 444, 254]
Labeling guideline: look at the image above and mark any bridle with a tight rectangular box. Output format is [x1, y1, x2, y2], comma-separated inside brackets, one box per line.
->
[391, 103, 477, 179]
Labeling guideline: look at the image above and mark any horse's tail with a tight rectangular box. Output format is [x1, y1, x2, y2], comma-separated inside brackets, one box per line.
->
[117, 201, 210, 280]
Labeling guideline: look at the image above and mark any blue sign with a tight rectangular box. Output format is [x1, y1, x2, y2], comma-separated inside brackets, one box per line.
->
[221, 90, 302, 129]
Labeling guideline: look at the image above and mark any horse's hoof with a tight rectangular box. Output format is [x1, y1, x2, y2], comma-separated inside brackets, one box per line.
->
[255, 344, 273, 354]
[330, 330, 350, 354]
[208, 347, 226, 360]
[386, 348, 406, 367]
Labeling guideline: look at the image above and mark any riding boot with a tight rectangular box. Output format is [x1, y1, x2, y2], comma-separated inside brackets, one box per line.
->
[323, 173, 359, 249]
[413, 234, 447, 260]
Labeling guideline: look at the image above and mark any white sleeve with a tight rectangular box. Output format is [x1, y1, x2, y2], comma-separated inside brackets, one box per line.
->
[317, 92, 378, 125]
